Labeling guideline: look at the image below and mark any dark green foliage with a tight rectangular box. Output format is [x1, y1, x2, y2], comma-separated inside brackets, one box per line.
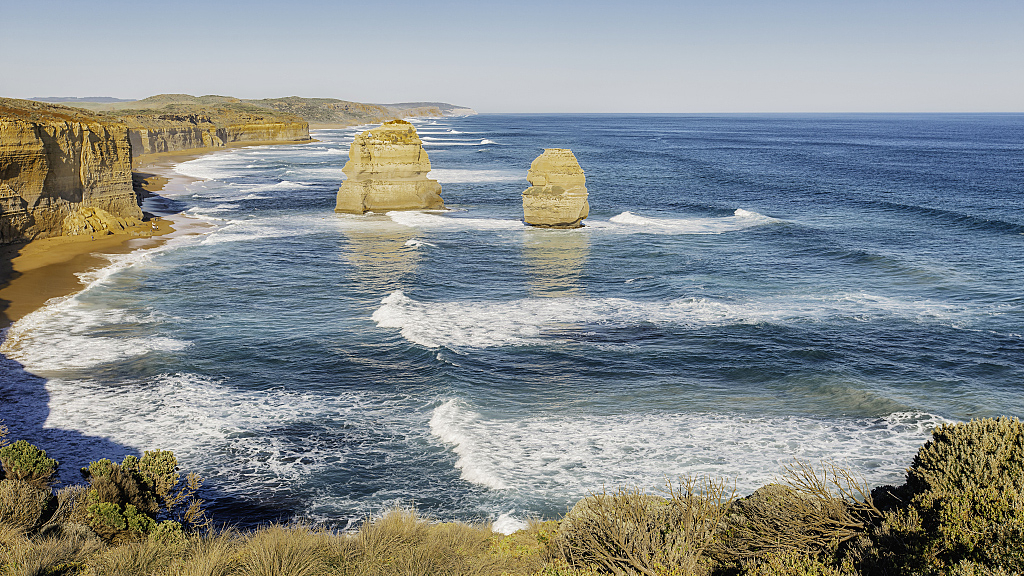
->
[80, 451, 206, 543]
[901, 417, 1024, 572]
[0, 440, 58, 488]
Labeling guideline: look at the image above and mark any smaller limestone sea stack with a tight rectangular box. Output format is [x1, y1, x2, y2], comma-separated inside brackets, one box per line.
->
[522, 148, 589, 228]
[335, 120, 444, 214]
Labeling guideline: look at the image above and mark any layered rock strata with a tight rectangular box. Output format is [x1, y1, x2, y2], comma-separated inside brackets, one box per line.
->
[522, 148, 589, 228]
[0, 98, 143, 243]
[335, 120, 444, 214]
[63, 94, 312, 156]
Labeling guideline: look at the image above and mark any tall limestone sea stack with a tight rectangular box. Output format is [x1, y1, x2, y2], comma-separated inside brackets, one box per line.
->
[335, 120, 444, 214]
[522, 148, 589, 228]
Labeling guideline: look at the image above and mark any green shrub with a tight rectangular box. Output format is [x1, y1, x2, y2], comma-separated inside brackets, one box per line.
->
[718, 461, 881, 572]
[0, 440, 58, 488]
[80, 450, 208, 542]
[902, 417, 1024, 572]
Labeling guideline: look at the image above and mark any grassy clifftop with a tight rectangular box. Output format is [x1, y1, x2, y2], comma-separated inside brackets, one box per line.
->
[63, 94, 476, 129]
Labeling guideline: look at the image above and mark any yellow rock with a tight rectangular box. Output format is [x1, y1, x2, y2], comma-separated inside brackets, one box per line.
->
[335, 120, 444, 214]
[62, 206, 142, 237]
[0, 98, 142, 243]
[522, 148, 589, 228]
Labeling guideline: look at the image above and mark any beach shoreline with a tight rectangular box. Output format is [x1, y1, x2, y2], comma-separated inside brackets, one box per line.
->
[0, 139, 313, 330]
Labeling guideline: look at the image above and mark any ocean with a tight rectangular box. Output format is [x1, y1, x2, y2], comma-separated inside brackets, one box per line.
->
[2, 113, 1022, 532]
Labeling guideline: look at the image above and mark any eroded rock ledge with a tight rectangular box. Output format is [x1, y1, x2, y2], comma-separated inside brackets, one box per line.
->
[335, 120, 444, 214]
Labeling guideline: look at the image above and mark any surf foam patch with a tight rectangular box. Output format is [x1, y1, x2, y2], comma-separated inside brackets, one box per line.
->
[387, 211, 525, 231]
[1, 246, 192, 373]
[428, 169, 523, 184]
[429, 399, 947, 495]
[371, 291, 980, 349]
[598, 209, 778, 234]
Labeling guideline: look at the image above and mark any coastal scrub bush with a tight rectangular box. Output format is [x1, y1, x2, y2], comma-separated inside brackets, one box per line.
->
[719, 460, 881, 570]
[80, 450, 208, 542]
[0, 439, 58, 488]
[900, 417, 1024, 572]
[554, 478, 735, 576]
[738, 550, 850, 576]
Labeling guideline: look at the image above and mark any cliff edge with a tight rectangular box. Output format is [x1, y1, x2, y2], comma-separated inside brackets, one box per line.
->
[0, 98, 143, 244]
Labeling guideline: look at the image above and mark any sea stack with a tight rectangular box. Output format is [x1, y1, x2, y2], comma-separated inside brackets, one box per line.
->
[521, 148, 589, 228]
[335, 120, 444, 214]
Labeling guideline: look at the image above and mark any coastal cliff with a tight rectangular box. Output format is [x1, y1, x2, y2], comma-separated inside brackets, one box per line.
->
[0, 98, 143, 243]
[96, 95, 311, 156]
[335, 120, 444, 213]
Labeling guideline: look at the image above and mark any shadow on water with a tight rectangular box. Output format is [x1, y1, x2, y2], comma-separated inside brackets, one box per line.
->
[0, 337, 293, 528]
[0, 243, 293, 530]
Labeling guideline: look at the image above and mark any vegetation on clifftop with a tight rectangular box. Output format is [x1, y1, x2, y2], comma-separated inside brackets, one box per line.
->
[1, 417, 1023, 575]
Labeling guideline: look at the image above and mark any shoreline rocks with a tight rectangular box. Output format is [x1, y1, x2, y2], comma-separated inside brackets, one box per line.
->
[522, 148, 589, 228]
[335, 120, 444, 214]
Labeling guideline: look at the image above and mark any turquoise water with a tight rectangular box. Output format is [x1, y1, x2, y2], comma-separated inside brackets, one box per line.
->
[2, 114, 1023, 531]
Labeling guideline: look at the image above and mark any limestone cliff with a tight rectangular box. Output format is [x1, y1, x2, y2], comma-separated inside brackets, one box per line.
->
[522, 149, 590, 228]
[335, 120, 444, 214]
[67, 95, 311, 157]
[0, 98, 143, 243]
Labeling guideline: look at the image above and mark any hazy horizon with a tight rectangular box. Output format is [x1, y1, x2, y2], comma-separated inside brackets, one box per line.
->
[4, 0, 1022, 114]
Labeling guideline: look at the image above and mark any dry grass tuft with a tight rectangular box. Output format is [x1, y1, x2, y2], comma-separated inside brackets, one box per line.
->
[236, 524, 331, 576]
[554, 477, 735, 576]
[84, 536, 183, 576]
[170, 530, 242, 576]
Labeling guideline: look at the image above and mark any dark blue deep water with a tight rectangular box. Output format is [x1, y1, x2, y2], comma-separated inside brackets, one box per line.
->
[2, 114, 1022, 530]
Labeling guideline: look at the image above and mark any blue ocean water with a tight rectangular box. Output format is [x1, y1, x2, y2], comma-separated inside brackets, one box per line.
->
[2, 114, 1023, 530]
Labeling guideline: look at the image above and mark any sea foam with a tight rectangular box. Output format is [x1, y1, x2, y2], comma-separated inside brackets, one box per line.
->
[372, 290, 976, 349]
[600, 209, 778, 234]
[429, 399, 947, 496]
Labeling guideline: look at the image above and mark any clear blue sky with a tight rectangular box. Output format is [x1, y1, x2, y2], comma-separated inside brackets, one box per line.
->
[2, 0, 1021, 112]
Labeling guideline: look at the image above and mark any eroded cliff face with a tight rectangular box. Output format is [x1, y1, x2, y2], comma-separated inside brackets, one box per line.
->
[335, 120, 444, 213]
[119, 105, 310, 156]
[0, 98, 143, 243]
[522, 148, 589, 228]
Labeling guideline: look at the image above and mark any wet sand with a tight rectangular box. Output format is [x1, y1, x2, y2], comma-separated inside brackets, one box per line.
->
[0, 139, 315, 329]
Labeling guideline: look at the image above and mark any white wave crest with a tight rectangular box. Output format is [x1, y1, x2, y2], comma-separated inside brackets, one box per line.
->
[429, 399, 947, 495]
[1, 246, 193, 372]
[387, 211, 524, 231]
[428, 169, 523, 184]
[371, 291, 975, 349]
[599, 209, 778, 234]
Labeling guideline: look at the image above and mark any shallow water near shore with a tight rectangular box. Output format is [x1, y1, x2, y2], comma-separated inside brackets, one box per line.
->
[2, 114, 1023, 530]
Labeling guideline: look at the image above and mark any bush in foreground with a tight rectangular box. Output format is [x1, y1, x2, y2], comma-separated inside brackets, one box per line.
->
[2, 417, 1023, 575]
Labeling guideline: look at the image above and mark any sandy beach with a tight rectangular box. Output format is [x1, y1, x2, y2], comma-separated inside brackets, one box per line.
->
[0, 143, 277, 330]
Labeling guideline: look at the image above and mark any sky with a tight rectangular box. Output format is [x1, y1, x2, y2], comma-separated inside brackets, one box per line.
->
[2, 0, 1022, 113]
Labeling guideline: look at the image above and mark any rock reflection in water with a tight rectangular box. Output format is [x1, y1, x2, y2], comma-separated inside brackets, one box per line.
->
[335, 214, 420, 297]
[522, 228, 589, 298]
